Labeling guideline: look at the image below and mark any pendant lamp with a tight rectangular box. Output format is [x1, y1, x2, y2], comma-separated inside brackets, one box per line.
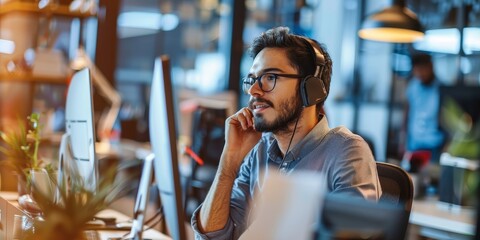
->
[358, 0, 424, 43]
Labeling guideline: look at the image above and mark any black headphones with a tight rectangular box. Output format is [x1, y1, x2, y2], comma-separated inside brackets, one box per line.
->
[299, 37, 328, 107]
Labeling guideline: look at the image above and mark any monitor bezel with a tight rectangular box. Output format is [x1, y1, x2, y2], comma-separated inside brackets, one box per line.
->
[148, 55, 186, 240]
[60, 68, 98, 193]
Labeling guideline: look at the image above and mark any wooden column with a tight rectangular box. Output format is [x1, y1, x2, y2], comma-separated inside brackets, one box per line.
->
[94, 0, 120, 117]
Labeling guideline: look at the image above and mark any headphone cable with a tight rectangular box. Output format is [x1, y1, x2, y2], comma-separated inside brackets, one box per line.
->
[278, 116, 301, 172]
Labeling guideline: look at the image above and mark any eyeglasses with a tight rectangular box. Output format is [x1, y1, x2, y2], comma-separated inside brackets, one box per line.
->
[242, 73, 303, 94]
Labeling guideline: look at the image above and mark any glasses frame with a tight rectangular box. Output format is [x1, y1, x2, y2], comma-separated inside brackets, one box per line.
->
[242, 73, 304, 94]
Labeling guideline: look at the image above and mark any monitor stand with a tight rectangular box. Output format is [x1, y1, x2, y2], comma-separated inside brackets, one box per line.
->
[56, 133, 73, 203]
[56, 131, 97, 200]
[57, 136, 164, 240]
[123, 153, 155, 240]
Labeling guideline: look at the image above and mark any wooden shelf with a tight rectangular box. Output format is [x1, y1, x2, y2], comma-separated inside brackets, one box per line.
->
[0, 1, 97, 19]
[0, 73, 67, 84]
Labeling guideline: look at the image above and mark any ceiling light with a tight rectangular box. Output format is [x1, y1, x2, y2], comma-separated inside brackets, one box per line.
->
[358, 0, 424, 43]
[161, 13, 179, 31]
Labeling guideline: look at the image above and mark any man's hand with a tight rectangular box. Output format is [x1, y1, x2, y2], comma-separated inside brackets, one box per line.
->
[221, 107, 262, 176]
[198, 107, 261, 233]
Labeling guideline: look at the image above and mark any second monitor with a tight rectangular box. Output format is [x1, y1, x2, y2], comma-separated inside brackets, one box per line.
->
[58, 68, 98, 193]
[147, 55, 186, 240]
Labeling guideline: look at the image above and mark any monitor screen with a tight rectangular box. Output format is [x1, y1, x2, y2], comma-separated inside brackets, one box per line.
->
[62, 68, 97, 192]
[317, 193, 407, 240]
[149, 55, 186, 240]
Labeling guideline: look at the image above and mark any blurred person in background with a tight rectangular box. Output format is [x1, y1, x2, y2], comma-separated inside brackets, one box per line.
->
[401, 53, 445, 168]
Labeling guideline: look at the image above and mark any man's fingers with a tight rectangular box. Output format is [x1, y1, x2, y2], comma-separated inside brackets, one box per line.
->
[243, 108, 254, 127]
[230, 107, 254, 130]
[236, 112, 249, 130]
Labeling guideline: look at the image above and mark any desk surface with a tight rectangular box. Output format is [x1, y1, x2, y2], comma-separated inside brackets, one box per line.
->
[94, 209, 171, 240]
[0, 191, 171, 240]
[410, 197, 476, 236]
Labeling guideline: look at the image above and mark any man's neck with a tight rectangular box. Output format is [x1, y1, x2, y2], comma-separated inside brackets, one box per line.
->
[274, 111, 319, 157]
[420, 75, 435, 86]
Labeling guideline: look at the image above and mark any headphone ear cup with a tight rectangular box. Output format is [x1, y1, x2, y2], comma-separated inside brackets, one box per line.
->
[300, 76, 327, 107]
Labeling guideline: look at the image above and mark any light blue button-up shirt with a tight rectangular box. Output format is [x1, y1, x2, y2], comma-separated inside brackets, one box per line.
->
[406, 78, 445, 151]
[191, 116, 382, 240]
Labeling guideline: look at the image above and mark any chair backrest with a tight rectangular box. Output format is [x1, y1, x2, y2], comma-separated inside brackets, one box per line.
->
[377, 162, 414, 212]
[190, 106, 226, 168]
[319, 193, 409, 240]
[184, 106, 227, 218]
[316, 163, 414, 240]
[376, 162, 414, 240]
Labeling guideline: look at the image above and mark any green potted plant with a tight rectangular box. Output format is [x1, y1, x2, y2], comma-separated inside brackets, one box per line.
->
[0, 113, 54, 195]
[23, 160, 135, 240]
[441, 98, 480, 160]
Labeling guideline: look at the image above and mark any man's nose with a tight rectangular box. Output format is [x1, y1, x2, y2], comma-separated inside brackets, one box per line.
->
[248, 80, 263, 96]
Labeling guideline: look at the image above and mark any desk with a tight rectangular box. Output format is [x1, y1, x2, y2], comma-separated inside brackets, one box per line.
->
[409, 197, 476, 239]
[0, 192, 171, 240]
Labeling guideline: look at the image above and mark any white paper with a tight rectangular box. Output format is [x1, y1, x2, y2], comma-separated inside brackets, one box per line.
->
[240, 170, 326, 240]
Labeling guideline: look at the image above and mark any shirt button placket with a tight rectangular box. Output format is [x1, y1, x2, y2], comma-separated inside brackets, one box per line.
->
[279, 162, 288, 174]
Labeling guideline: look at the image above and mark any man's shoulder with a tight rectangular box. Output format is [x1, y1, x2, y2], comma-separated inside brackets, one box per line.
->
[327, 126, 361, 138]
[323, 126, 365, 146]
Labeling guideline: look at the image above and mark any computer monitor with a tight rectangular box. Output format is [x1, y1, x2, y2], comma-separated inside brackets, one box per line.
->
[316, 193, 408, 240]
[57, 68, 97, 193]
[148, 55, 186, 240]
[438, 85, 480, 207]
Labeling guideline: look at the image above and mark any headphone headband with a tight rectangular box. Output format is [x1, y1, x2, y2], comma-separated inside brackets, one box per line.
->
[300, 37, 325, 78]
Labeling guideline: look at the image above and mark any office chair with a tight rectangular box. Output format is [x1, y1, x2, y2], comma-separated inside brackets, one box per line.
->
[376, 162, 414, 240]
[184, 106, 227, 218]
[377, 162, 414, 211]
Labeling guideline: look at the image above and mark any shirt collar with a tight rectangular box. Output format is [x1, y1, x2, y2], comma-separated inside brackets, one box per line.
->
[268, 115, 330, 163]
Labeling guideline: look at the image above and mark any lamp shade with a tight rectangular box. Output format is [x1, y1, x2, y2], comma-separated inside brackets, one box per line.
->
[359, 5, 424, 43]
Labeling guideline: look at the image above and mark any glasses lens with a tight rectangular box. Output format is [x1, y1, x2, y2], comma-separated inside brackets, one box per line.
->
[242, 77, 253, 94]
[261, 73, 276, 92]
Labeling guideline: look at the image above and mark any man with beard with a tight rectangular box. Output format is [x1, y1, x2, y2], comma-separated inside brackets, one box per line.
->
[191, 27, 382, 239]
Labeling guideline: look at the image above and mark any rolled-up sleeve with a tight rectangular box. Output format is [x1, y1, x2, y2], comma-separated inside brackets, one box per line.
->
[191, 154, 254, 240]
[191, 208, 235, 240]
